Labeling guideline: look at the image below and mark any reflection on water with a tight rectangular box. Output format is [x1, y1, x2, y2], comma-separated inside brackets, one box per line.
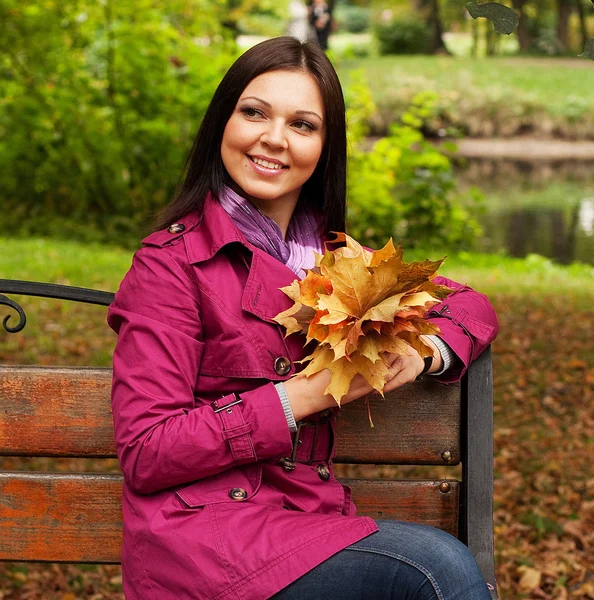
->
[580, 199, 594, 236]
[457, 159, 594, 265]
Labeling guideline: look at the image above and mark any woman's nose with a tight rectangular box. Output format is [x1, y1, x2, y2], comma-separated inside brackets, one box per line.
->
[260, 121, 288, 149]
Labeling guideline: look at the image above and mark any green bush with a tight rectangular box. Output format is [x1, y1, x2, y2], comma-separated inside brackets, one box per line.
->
[236, 13, 284, 36]
[0, 0, 233, 245]
[345, 73, 482, 250]
[374, 18, 431, 55]
[335, 6, 371, 34]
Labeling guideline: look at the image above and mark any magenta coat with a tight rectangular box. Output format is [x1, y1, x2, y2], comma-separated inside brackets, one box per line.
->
[107, 195, 498, 600]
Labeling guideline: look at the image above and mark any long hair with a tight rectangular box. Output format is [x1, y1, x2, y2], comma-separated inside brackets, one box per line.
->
[154, 36, 346, 235]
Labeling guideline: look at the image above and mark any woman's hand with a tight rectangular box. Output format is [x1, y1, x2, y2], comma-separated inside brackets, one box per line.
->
[381, 335, 444, 394]
[285, 336, 443, 421]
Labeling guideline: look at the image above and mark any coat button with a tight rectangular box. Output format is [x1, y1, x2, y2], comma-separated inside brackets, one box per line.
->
[278, 457, 296, 471]
[229, 487, 247, 500]
[317, 465, 330, 481]
[168, 223, 185, 234]
[274, 356, 291, 376]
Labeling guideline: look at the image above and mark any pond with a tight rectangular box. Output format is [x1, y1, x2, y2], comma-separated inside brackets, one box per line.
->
[457, 158, 594, 266]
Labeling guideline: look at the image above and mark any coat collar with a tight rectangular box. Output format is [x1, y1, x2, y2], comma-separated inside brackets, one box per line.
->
[142, 193, 300, 323]
[141, 193, 245, 263]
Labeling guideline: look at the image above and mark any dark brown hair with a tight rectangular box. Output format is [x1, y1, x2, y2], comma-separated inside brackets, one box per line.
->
[154, 36, 346, 235]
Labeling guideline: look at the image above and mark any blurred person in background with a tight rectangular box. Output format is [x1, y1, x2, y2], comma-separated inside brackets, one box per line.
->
[308, 0, 334, 50]
[286, 0, 310, 42]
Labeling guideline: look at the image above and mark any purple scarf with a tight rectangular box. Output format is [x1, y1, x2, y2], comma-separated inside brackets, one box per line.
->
[218, 186, 324, 278]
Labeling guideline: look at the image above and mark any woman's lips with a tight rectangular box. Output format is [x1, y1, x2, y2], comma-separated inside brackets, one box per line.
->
[247, 155, 288, 177]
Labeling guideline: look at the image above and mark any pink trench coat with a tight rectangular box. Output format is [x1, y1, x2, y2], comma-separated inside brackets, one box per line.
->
[108, 195, 499, 600]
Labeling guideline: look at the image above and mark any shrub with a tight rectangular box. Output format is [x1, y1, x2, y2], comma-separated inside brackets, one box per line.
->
[0, 0, 233, 245]
[374, 18, 431, 55]
[345, 73, 483, 250]
[236, 14, 285, 37]
[335, 6, 371, 34]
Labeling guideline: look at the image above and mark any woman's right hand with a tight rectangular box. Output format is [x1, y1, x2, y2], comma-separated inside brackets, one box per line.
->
[284, 353, 405, 421]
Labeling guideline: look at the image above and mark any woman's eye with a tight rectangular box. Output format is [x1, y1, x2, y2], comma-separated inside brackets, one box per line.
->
[293, 120, 316, 132]
[240, 106, 263, 118]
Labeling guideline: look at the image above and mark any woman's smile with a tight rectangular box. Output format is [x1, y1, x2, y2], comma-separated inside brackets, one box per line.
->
[248, 154, 289, 175]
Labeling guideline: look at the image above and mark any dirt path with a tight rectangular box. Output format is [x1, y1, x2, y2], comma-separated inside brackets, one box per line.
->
[500, 56, 594, 69]
[447, 138, 594, 159]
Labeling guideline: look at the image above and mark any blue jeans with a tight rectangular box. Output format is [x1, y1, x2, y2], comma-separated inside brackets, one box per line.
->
[271, 521, 492, 599]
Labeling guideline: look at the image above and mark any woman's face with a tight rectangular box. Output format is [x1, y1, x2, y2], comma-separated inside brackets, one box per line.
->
[221, 69, 325, 219]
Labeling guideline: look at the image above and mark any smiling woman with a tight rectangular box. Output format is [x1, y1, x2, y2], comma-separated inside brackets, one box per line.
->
[107, 36, 498, 600]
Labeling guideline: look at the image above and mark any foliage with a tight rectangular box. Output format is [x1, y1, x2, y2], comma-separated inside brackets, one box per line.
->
[235, 13, 286, 36]
[532, 27, 567, 56]
[274, 235, 446, 404]
[345, 72, 483, 251]
[337, 55, 594, 139]
[233, 0, 289, 35]
[334, 5, 372, 33]
[0, 0, 235, 244]
[373, 17, 431, 54]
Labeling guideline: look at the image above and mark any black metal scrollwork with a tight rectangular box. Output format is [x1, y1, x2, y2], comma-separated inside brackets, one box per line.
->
[0, 279, 115, 334]
[0, 293, 27, 333]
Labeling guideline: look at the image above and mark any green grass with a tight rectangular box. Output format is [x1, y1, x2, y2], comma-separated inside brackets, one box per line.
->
[2, 237, 593, 301]
[0, 238, 134, 290]
[336, 54, 594, 118]
[407, 248, 594, 303]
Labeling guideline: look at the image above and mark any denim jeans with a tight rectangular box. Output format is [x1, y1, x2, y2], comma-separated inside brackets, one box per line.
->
[271, 520, 492, 600]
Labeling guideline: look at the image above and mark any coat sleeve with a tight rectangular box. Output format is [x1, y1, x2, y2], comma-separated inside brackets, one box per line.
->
[107, 246, 293, 495]
[427, 275, 498, 384]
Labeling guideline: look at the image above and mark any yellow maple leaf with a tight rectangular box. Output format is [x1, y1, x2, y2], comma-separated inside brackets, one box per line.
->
[273, 233, 452, 405]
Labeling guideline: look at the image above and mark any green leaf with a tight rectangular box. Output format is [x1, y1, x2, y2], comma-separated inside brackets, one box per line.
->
[465, 2, 520, 35]
[578, 38, 594, 60]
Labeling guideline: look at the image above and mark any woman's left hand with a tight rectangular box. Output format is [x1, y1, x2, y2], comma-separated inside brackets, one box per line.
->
[381, 336, 443, 394]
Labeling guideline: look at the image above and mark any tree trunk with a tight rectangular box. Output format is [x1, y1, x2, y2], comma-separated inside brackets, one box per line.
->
[576, 0, 589, 49]
[426, 0, 450, 54]
[486, 24, 499, 55]
[511, 0, 533, 50]
[557, 0, 571, 51]
[471, 18, 479, 58]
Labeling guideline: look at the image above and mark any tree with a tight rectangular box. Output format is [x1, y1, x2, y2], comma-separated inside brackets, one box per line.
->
[0, 0, 234, 242]
[557, 0, 571, 50]
[511, 0, 533, 50]
[424, 0, 451, 53]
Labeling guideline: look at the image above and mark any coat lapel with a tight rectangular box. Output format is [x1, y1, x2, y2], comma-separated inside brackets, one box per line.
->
[242, 249, 299, 323]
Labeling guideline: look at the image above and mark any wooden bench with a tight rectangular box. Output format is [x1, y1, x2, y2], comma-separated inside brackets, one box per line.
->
[0, 280, 499, 598]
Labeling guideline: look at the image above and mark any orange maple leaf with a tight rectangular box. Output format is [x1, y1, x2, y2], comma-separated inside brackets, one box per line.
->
[274, 233, 452, 405]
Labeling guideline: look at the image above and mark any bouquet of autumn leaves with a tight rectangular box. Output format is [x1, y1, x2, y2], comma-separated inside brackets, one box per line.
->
[273, 233, 452, 407]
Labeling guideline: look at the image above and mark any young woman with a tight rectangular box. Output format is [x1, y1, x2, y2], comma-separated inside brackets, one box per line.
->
[108, 37, 498, 600]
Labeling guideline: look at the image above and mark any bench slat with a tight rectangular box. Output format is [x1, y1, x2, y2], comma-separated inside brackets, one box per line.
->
[0, 367, 460, 464]
[0, 472, 459, 563]
[0, 367, 115, 457]
[0, 472, 123, 563]
[345, 478, 460, 535]
[335, 378, 461, 464]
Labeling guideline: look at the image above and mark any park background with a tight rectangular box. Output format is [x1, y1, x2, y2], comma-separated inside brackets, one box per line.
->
[0, 0, 593, 598]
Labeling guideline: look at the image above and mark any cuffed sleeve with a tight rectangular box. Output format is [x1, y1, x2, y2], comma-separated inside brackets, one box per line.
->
[274, 382, 298, 432]
[426, 334, 457, 376]
[108, 246, 293, 494]
[427, 276, 498, 383]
